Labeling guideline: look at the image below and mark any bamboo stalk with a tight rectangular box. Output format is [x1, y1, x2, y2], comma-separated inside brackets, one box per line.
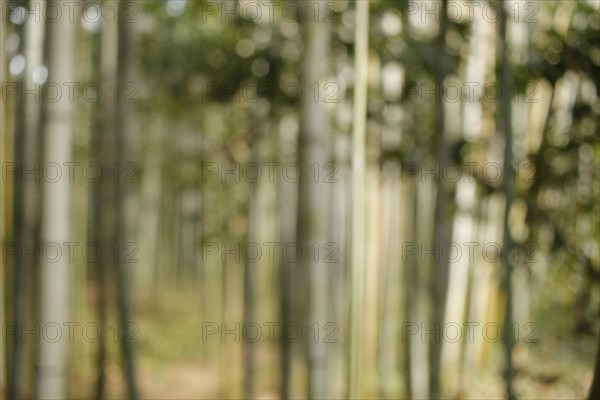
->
[348, 1, 369, 398]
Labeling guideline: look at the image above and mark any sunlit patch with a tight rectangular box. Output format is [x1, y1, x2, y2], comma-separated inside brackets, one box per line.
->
[9, 54, 26, 77]
[381, 10, 402, 37]
[236, 39, 256, 58]
[32, 64, 48, 85]
[252, 28, 272, 49]
[166, 0, 186, 18]
[540, 186, 561, 209]
[10, 6, 27, 25]
[5, 33, 20, 53]
[381, 62, 404, 101]
[81, 3, 102, 33]
[279, 20, 299, 39]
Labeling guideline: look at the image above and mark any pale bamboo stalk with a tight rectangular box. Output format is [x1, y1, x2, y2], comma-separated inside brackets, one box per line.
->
[296, 0, 332, 397]
[36, 1, 78, 397]
[348, 1, 369, 398]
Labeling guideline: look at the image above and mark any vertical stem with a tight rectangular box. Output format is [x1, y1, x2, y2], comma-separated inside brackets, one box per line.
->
[115, 4, 139, 398]
[9, 2, 27, 396]
[243, 114, 259, 400]
[297, 1, 331, 397]
[278, 138, 297, 400]
[89, 10, 109, 398]
[36, 1, 78, 397]
[0, 10, 7, 398]
[498, 1, 515, 399]
[348, 1, 369, 398]
[430, 1, 451, 398]
[403, 176, 417, 399]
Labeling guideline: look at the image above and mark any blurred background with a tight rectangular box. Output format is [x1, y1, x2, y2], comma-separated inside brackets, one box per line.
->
[1, 0, 599, 399]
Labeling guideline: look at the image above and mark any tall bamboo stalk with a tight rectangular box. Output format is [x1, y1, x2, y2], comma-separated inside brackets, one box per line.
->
[348, 1, 369, 398]
[36, 1, 78, 397]
[115, 7, 139, 398]
[429, 1, 453, 398]
[0, 11, 7, 397]
[296, 0, 332, 397]
[89, 6, 118, 397]
[243, 109, 260, 399]
[497, 1, 516, 398]
[9, 3, 27, 397]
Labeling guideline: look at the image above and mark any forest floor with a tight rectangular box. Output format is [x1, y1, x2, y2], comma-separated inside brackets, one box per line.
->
[65, 287, 597, 399]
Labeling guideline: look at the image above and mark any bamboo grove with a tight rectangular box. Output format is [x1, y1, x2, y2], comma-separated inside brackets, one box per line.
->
[1, 0, 599, 399]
